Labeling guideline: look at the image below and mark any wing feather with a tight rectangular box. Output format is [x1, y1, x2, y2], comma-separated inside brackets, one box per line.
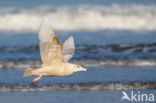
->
[63, 36, 75, 62]
[39, 19, 64, 67]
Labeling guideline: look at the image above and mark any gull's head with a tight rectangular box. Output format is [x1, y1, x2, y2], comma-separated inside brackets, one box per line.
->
[73, 64, 88, 72]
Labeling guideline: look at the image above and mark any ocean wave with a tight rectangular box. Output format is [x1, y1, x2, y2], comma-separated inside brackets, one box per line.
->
[1, 42, 156, 52]
[0, 59, 156, 70]
[0, 82, 155, 92]
[0, 4, 156, 33]
[0, 43, 155, 68]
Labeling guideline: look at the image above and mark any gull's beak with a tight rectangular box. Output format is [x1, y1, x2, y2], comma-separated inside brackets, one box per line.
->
[79, 67, 88, 71]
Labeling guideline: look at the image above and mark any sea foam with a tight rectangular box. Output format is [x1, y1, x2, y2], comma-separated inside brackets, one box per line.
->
[0, 4, 156, 33]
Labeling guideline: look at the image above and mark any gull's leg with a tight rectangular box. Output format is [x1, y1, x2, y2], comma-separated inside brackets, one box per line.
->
[32, 74, 42, 83]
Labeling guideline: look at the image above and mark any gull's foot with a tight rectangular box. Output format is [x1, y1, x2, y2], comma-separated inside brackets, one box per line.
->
[32, 75, 42, 83]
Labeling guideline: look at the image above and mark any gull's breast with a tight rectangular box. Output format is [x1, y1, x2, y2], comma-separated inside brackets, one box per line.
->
[38, 63, 74, 76]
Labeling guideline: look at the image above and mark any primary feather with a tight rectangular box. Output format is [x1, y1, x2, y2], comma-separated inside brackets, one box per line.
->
[39, 19, 64, 67]
[63, 36, 75, 62]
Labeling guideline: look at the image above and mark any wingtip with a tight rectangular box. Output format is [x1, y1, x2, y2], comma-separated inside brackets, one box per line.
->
[38, 17, 56, 42]
[69, 36, 74, 41]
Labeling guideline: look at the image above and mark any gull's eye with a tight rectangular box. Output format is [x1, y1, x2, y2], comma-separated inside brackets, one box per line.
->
[77, 65, 80, 68]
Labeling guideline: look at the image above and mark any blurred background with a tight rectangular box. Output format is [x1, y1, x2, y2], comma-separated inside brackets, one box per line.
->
[0, 0, 156, 103]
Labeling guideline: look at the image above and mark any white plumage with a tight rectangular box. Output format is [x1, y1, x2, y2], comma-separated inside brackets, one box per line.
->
[24, 18, 87, 83]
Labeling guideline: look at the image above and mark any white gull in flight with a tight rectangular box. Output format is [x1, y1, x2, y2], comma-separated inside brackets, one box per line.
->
[24, 19, 88, 83]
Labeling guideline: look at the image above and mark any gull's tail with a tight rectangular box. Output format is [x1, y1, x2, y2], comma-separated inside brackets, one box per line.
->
[24, 68, 34, 77]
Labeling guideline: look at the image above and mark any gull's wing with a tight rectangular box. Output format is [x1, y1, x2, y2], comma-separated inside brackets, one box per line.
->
[39, 19, 64, 67]
[63, 36, 75, 62]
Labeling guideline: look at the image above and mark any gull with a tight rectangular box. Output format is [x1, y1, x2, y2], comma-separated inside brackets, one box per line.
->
[24, 19, 88, 83]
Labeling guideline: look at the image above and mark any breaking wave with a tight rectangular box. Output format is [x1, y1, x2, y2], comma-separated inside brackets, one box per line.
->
[0, 42, 156, 69]
[1, 42, 156, 53]
[0, 59, 156, 70]
[0, 43, 156, 69]
[0, 4, 156, 33]
[0, 82, 156, 92]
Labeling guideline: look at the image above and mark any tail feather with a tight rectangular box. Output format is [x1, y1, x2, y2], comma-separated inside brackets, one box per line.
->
[24, 68, 34, 77]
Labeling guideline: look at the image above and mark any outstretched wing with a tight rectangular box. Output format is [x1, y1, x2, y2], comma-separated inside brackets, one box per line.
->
[39, 19, 64, 67]
[63, 36, 75, 62]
